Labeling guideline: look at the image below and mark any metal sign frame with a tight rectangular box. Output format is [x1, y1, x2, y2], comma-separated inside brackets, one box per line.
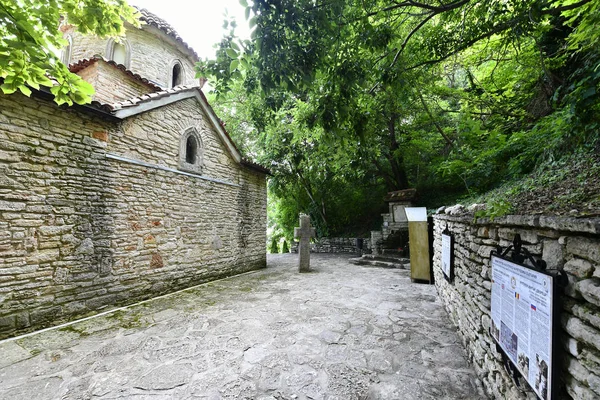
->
[441, 227, 454, 282]
[489, 234, 567, 400]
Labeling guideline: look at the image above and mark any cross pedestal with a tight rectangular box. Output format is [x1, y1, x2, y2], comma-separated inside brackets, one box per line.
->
[294, 213, 316, 272]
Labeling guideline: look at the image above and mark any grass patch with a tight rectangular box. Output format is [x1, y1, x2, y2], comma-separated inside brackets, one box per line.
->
[463, 144, 600, 218]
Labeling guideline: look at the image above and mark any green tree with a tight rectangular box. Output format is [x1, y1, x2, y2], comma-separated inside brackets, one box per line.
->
[269, 237, 279, 254]
[0, 0, 139, 105]
[200, 0, 600, 232]
[281, 240, 289, 253]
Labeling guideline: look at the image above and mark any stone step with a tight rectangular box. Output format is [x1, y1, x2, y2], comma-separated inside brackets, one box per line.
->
[359, 253, 410, 263]
[349, 256, 410, 270]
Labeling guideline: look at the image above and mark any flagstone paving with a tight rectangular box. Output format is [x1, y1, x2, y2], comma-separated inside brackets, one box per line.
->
[0, 254, 484, 399]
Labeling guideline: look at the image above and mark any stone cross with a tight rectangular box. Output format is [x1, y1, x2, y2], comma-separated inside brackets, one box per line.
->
[294, 213, 316, 272]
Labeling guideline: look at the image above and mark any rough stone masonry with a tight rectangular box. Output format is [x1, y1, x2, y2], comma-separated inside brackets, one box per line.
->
[0, 7, 272, 338]
[432, 206, 600, 400]
[0, 89, 268, 340]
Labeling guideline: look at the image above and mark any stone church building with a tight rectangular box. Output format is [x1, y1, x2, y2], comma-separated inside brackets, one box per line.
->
[0, 9, 269, 339]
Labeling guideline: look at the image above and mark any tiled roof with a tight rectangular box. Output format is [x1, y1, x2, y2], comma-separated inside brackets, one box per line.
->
[137, 8, 199, 60]
[69, 57, 162, 91]
[242, 158, 272, 175]
[107, 84, 199, 111]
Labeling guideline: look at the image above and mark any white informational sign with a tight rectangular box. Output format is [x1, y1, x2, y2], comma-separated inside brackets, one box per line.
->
[405, 207, 427, 222]
[491, 256, 554, 400]
[441, 233, 452, 279]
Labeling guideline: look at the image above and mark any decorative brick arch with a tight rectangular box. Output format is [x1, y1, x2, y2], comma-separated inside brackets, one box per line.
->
[106, 38, 131, 68]
[178, 127, 203, 174]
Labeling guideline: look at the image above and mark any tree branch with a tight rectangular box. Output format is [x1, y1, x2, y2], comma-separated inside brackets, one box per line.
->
[389, 11, 436, 69]
[417, 90, 454, 147]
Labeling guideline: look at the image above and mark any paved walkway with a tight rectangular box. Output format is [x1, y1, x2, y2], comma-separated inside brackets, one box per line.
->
[0, 254, 484, 399]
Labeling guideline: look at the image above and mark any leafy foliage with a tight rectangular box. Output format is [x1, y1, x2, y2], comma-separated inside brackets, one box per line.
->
[0, 0, 139, 105]
[269, 237, 279, 254]
[199, 0, 600, 237]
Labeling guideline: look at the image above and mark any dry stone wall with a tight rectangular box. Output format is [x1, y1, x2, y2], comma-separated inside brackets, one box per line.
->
[0, 91, 267, 340]
[433, 209, 600, 399]
[291, 237, 371, 254]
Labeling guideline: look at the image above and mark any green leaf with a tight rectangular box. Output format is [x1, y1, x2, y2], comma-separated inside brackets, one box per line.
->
[582, 87, 596, 99]
[18, 85, 32, 96]
[0, 83, 17, 94]
[239, 0, 248, 7]
[226, 48, 239, 59]
[230, 59, 240, 73]
[249, 16, 257, 29]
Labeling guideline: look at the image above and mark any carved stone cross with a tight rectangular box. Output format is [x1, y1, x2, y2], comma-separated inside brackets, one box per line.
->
[294, 213, 316, 272]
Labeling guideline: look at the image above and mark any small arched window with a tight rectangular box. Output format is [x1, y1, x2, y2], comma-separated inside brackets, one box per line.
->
[185, 135, 197, 164]
[172, 64, 182, 87]
[112, 42, 127, 65]
[169, 60, 184, 88]
[106, 38, 131, 68]
[179, 128, 203, 174]
[61, 35, 73, 66]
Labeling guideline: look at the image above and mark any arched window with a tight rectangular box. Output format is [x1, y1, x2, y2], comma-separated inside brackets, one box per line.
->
[179, 128, 203, 174]
[185, 135, 197, 164]
[61, 35, 73, 66]
[106, 38, 131, 68]
[112, 42, 127, 65]
[169, 60, 184, 88]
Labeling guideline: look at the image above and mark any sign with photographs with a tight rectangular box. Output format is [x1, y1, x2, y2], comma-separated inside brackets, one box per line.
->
[441, 231, 453, 281]
[490, 255, 554, 400]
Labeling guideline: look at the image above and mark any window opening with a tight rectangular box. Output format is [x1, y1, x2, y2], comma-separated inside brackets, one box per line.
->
[179, 128, 203, 174]
[186, 135, 197, 164]
[112, 42, 127, 65]
[172, 63, 182, 87]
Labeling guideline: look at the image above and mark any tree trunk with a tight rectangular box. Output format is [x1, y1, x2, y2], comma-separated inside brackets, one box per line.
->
[388, 113, 409, 190]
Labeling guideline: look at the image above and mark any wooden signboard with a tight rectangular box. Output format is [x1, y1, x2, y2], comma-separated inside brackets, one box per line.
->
[406, 207, 430, 283]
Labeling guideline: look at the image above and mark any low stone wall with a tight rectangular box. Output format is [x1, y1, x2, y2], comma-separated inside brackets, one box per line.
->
[291, 237, 371, 254]
[433, 209, 600, 399]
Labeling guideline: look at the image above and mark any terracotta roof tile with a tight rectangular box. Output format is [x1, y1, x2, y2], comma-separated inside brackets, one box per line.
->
[241, 158, 272, 175]
[107, 85, 199, 111]
[136, 8, 198, 60]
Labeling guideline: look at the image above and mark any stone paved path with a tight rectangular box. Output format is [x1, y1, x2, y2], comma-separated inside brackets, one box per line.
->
[0, 254, 484, 399]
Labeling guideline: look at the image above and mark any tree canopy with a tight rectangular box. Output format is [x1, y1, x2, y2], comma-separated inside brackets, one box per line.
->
[199, 0, 599, 239]
[0, 0, 139, 105]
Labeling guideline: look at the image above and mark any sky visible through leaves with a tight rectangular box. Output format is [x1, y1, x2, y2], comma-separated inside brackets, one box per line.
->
[129, 0, 251, 60]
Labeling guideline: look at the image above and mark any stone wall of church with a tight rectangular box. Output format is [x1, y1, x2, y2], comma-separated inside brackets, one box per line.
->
[0, 92, 267, 340]
[433, 209, 600, 400]
[65, 25, 197, 88]
[76, 62, 156, 105]
[116, 98, 240, 182]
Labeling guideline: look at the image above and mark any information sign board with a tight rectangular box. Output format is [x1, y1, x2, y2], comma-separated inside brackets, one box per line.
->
[491, 255, 554, 400]
[441, 232, 453, 281]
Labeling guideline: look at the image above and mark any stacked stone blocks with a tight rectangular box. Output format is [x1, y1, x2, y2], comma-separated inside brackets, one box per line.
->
[290, 237, 371, 254]
[0, 90, 267, 340]
[433, 211, 600, 399]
